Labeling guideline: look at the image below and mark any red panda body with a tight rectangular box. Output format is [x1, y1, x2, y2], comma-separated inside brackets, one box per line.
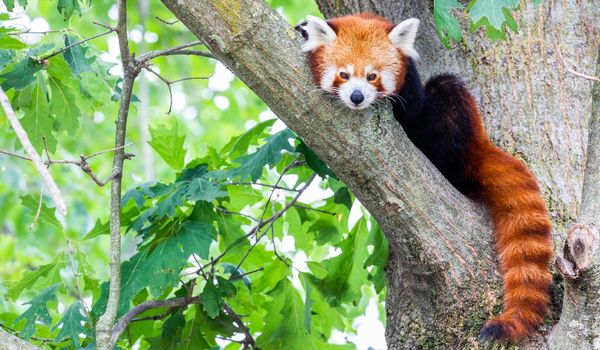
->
[296, 13, 554, 343]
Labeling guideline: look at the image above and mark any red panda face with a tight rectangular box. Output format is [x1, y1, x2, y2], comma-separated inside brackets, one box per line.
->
[296, 14, 419, 110]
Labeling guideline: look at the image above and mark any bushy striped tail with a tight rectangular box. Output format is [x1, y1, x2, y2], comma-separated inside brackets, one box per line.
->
[475, 145, 554, 342]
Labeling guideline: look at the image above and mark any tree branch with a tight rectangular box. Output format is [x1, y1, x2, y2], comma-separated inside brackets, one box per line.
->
[0, 143, 134, 187]
[95, 0, 139, 348]
[40, 30, 114, 61]
[162, 0, 499, 346]
[0, 86, 67, 215]
[0, 327, 42, 350]
[136, 41, 215, 62]
[111, 297, 200, 342]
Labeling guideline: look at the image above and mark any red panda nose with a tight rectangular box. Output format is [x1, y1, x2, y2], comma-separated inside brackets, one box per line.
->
[350, 90, 364, 105]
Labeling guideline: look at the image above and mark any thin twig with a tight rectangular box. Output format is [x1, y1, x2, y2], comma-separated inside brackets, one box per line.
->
[204, 160, 304, 269]
[42, 136, 51, 167]
[216, 206, 258, 222]
[8, 29, 67, 36]
[227, 182, 299, 192]
[153, 49, 216, 60]
[228, 267, 264, 281]
[234, 173, 316, 270]
[28, 188, 44, 230]
[86, 143, 134, 160]
[0, 143, 134, 187]
[292, 203, 336, 216]
[144, 65, 211, 114]
[41, 30, 114, 60]
[223, 303, 256, 348]
[554, 41, 600, 82]
[155, 16, 180, 25]
[0, 86, 67, 215]
[136, 41, 204, 62]
[0, 149, 32, 161]
[65, 240, 91, 319]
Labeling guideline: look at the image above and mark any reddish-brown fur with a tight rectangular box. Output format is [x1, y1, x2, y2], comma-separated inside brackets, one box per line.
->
[465, 96, 554, 341]
[303, 13, 554, 342]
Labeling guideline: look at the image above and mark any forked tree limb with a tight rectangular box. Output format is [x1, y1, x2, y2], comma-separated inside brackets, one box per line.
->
[161, 0, 498, 347]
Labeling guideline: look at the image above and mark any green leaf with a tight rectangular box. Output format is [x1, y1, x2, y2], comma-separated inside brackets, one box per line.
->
[147, 312, 186, 349]
[333, 187, 352, 210]
[301, 274, 313, 334]
[0, 50, 15, 71]
[220, 118, 276, 158]
[309, 219, 370, 305]
[117, 220, 215, 315]
[14, 284, 59, 339]
[257, 279, 312, 349]
[15, 76, 56, 153]
[201, 279, 223, 319]
[52, 301, 89, 347]
[0, 57, 43, 91]
[27, 43, 54, 57]
[468, 0, 519, 36]
[2, 0, 15, 11]
[364, 222, 389, 293]
[0, 34, 26, 49]
[20, 195, 63, 230]
[57, 0, 82, 20]
[62, 34, 95, 75]
[433, 0, 464, 47]
[219, 128, 296, 181]
[176, 221, 215, 259]
[306, 261, 328, 279]
[82, 218, 109, 240]
[185, 178, 227, 203]
[4, 253, 67, 300]
[148, 119, 187, 170]
[48, 76, 80, 134]
[296, 141, 336, 179]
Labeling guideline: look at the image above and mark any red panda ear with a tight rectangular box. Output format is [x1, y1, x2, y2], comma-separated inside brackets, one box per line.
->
[388, 18, 420, 59]
[296, 15, 337, 52]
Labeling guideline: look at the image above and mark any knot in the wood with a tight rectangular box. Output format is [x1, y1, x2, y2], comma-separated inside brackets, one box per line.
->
[556, 223, 599, 279]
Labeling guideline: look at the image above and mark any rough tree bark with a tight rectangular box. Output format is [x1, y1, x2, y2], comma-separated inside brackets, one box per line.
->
[161, 0, 599, 348]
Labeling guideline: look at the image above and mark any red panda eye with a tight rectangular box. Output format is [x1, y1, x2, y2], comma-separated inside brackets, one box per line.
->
[339, 72, 349, 80]
[367, 73, 377, 81]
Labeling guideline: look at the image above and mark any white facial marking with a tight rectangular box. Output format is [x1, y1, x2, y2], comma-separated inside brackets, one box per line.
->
[380, 70, 397, 94]
[338, 77, 378, 110]
[347, 64, 354, 75]
[298, 15, 337, 52]
[388, 18, 420, 59]
[320, 65, 337, 91]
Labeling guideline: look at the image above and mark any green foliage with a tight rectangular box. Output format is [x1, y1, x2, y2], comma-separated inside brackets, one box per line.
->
[148, 118, 188, 170]
[0, 1, 392, 349]
[467, 0, 519, 40]
[14, 284, 59, 339]
[433, 0, 463, 47]
[20, 195, 63, 230]
[0, 57, 43, 91]
[52, 301, 89, 347]
[432, 0, 541, 44]
[62, 34, 95, 75]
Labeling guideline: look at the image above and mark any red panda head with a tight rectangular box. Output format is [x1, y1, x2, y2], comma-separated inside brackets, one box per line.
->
[296, 14, 419, 110]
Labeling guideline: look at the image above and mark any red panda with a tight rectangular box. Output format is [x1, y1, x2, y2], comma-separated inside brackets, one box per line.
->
[295, 13, 554, 343]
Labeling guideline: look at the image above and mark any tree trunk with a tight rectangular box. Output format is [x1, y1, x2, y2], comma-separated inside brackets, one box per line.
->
[161, 0, 599, 348]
